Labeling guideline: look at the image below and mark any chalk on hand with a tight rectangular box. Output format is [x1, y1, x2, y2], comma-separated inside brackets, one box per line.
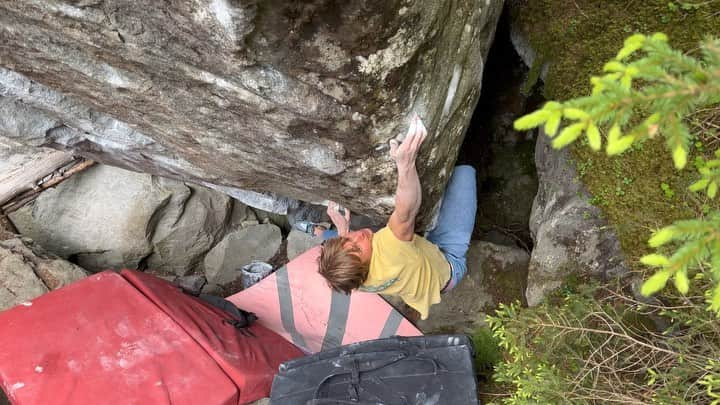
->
[392, 113, 421, 145]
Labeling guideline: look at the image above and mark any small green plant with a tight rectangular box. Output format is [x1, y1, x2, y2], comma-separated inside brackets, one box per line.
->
[589, 193, 608, 206]
[470, 326, 503, 380]
[514, 34, 720, 314]
[577, 158, 593, 177]
[689, 148, 720, 198]
[667, 0, 705, 12]
[661, 182, 675, 198]
[487, 285, 720, 404]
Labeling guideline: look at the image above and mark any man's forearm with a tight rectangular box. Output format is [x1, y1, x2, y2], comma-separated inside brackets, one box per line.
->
[393, 164, 422, 223]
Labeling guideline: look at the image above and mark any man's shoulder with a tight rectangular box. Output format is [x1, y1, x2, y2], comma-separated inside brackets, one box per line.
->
[371, 228, 421, 267]
[373, 226, 415, 245]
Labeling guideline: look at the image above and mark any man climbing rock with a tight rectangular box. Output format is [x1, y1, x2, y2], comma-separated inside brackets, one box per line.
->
[318, 115, 477, 319]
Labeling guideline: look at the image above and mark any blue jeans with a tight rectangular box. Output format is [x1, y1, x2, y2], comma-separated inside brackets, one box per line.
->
[323, 165, 477, 291]
[426, 165, 477, 292]
[322, 229, 339, 240]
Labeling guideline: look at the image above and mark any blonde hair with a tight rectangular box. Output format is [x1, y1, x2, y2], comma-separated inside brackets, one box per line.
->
[318, 237, 369, 294]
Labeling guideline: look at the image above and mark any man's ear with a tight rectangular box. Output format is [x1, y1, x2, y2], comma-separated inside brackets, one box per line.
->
[342, 240, 359, 255]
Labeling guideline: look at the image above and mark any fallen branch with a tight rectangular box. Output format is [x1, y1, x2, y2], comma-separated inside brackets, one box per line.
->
[0, 150, 75, 206]
[1, 159, 96, 214]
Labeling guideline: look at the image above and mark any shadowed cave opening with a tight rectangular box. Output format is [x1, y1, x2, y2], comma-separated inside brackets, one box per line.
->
[457, 8, 543, 253]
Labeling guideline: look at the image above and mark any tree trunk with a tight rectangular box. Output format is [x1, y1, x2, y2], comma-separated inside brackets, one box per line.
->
[0, 0, 503, 223]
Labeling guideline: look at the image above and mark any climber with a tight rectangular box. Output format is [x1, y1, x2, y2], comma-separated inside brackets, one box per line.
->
[317, 114, 477, 320]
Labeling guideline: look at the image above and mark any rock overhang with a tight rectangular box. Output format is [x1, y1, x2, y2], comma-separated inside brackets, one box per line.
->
[0, 0, 504, 224]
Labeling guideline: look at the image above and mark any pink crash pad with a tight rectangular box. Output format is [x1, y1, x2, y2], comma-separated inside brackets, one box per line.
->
[228, 246, 421, 353]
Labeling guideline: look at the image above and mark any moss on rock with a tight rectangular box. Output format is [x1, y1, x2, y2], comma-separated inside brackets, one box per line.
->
[511, 0, 720, 269]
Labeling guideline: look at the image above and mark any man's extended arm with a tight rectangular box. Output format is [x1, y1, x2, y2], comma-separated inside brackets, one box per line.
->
[388, 115, 427, 241]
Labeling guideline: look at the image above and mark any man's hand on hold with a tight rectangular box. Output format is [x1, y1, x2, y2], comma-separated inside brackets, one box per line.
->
[387, 114, 427, 241]
[327, 201, 351, 236]
[389, 114, 428, 171]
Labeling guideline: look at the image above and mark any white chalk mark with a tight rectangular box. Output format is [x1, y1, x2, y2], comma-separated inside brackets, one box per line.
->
[301, 146, 346, 175]
[210, 0, 235, 40]
[54, 4, 85, 19]
[442, 64, 462, 118]
[9, 382, 25, 393]
[34, 366, 43, 373]
[67, 360, 81, 373]
[102, 64, 130, 89]
[20, 302, 32, 307]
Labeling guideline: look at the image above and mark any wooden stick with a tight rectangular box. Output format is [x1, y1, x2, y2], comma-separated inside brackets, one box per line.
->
[1, 159, 96, 214]
[0, 150, 76, 206]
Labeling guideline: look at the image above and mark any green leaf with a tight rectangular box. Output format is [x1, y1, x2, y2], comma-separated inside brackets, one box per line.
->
[641, 269, 672, 296]
[544, 101, 562, 110]
[586, 123, 601, 151]
[673, 145, 688, 170]
[675, 269, 690, 295]
[625, 33, 647, 46]
[603, 61, 625, 72]
[651, 32, 668, 42]
[648, 227, 675, 248]
[514, 110, 550, 130]
[640, 254, 670, 267]
[544, 111, 562, 137]
[710, 285, 720, 314]
[621, 73, 633, 90]
[709, 182, 718, 199]
[689, 178, 710, 192]
[552, 123, 585, 149]
[646, 113, 661, 125]
[616, 34, 646, 60]
[607, 135, 635, 155]
[562, 108, 589, 120]
[590, 76, 605, 95]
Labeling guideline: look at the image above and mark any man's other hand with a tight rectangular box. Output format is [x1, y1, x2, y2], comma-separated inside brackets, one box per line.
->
[389, 114, 427, 170]
[327, 201, 351, 236]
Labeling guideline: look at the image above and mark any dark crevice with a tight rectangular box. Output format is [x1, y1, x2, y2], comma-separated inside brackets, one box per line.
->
[457, 8, 544, 251]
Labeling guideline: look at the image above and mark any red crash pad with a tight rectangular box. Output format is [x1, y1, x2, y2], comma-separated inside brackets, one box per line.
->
[228, 246, 421, 354]
[0, 270, 302, 405]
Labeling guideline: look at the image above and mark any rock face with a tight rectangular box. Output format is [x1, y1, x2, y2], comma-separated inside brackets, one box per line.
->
[509, 21, 549, 82]
[0, 215, 15, 241]
[0, 0, 504, 223]
[0, 237, 88, 311]
[416, 241, 529, 333]
[9, 165, 170, 271]
[286, 229, 323, 261]
[203, 224, 282, 286]
[9, 164, 234, 274]
[145, 180, 232, 276]
[526, 134, 627, 306]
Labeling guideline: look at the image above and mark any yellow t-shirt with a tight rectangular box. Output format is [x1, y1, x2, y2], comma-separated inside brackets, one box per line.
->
[361, 227, 451, 320]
